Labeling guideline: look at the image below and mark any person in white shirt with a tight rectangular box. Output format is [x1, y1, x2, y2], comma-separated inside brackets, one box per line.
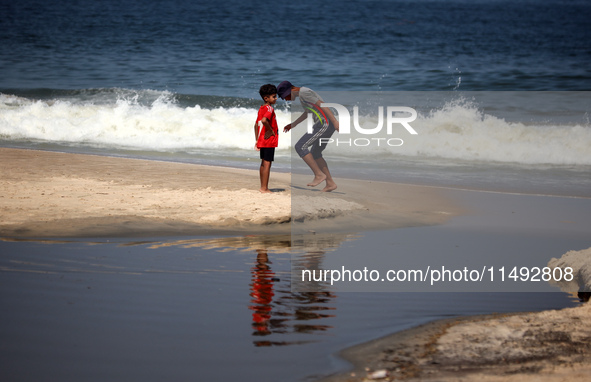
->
[277, 81, 339, 192]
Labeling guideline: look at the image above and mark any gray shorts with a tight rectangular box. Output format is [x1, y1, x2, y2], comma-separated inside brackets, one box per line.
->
[294, 122, 336, 159]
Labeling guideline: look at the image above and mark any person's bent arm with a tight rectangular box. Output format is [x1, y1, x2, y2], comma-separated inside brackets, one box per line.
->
[254, 122, 260, 150]
[283, 112, 308, 132]
[284, 102, 340, 132]
[260, 117, 276, 139]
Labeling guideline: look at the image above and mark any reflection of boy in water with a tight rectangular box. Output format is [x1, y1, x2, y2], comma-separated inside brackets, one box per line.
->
[249, 250, 276, 335]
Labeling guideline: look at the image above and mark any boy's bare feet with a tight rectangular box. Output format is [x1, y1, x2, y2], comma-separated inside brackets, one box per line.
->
[321, 181, 337, 192]
[259, 188, 273, 194]
[307, 174, 327, 187]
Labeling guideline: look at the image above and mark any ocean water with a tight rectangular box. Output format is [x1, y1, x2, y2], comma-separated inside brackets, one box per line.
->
[2, 0, 591, 93]
[2, 0, 591, 197]
[0, 0, 591, 185]
[1, 1, 591, 381]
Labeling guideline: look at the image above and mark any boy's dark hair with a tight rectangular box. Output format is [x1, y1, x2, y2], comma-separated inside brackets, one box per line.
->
[259, 84, 277, 100]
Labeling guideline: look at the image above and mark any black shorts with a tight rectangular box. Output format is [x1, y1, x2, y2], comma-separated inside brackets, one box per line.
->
[259, 147, 275, 162]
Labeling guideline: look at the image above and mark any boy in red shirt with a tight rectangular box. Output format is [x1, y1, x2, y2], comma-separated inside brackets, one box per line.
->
[254, 84, 279, 193]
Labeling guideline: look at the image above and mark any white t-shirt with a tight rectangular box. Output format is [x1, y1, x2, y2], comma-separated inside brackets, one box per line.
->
[298, 87, 323, 107]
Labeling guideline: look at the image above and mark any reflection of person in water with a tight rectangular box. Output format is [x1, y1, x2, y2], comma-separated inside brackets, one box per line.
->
[249, 249, 276, 335]
[248, 245, 338, 346]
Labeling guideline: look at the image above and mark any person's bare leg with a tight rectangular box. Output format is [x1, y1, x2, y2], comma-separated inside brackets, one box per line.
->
[302, 153, 326, 187]
[259, 160, 272, 193]
[315, 156, 337, 192]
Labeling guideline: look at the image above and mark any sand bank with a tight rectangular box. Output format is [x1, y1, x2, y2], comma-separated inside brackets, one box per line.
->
[323, 299, 590, 382]
[549, 247, 591, 293]
[0, 148, 460, 237]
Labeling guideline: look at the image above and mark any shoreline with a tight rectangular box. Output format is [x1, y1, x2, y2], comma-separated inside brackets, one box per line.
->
[2, 147, 590, 382]
[0, 147, 461, 238]
[322, 299, 591, 382]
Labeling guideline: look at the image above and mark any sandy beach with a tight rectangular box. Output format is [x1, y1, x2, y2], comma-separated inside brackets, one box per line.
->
[0, 148, 459, 237]
[1, 147, 589, 382]
[324, 299, 590, 382]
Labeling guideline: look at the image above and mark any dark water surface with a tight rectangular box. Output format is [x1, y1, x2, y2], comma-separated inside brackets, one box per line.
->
[2, 0, 590, 95]
[0, 233, 582, 382]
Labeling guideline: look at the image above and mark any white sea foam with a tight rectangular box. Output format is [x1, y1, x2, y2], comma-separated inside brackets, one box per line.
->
[0, 92, 292, 152]
[2, 93, 590, 166]
[329, 100, 591, 166]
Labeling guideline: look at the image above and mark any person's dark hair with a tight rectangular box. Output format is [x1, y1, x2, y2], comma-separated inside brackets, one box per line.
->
[259, 84, 277, 100]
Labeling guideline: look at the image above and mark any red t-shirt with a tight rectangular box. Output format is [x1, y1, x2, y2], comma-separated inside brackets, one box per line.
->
[256, 104, 279, 148]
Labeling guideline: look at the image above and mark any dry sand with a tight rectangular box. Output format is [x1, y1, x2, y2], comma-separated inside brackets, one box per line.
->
[324, 300, 590, 382]
[549, 247, 591, 294]
[0, 148, 460, 237]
